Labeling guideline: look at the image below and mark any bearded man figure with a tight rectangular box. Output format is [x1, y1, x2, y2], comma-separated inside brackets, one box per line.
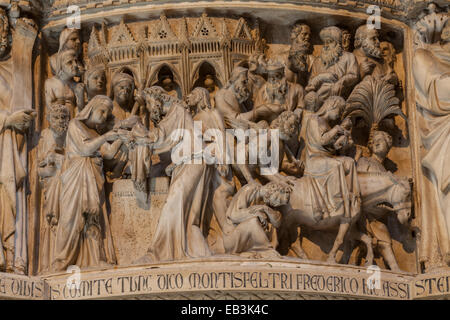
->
[285, 23, 314, 86]
[37, 104, 69, 274]
[305, 26, 359, 112]
[214, 67, 253, 122]
[353, 25, 398, 85]
[254, 60, 304, 125]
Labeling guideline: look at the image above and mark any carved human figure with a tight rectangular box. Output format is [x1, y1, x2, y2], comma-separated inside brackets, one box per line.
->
[159, 74, 181, 99]
[254, 60, 305, 124]
[353, 25, 398, 85]
[379, 41, 399, 87]
[0, 10, 37, 274]
[203, 74, 219, 107]
[186, 87, 235, 253]
[356, 130, 403, 270]
[222, 182, 290, 258]
[304, 96, 360, 223]
[45, 49, 82, 118]
[84, 66, 106, 101]
[50, 28, 82, 76]
[37, 104, 69, 274]
[103, 72, 140, 181]
[244, 111, 303, 186]
[413, 18, 450, 268]
[52, 96, 120, 271]
[305, 26, 359, 112]
[285, 23, 314, 86]
[111, 72, 136, 121]
[137, 87, 215, 262]
[214, 67, 252, 122]
[246, 53, 266, 109]
[342, 28, 352, 52]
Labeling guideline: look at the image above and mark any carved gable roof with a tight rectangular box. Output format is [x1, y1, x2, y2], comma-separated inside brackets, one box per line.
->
[109, 20, 136, 46]
[192, 13, 218, 39]
[233, 18, 252, 40]
[149, 14, 177, 41]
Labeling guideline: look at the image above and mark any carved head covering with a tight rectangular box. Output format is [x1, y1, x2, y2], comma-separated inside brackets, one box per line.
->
[58, 28, 80, 53]
[112, 72, 135, 90]
[320, 26, 342, 44]
[265, 59, 285, 74]
[75, 95, 113, 121]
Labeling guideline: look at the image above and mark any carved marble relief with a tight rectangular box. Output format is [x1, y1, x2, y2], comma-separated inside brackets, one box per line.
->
[0, 0, 449, 300]
[413, 3, 450, 272]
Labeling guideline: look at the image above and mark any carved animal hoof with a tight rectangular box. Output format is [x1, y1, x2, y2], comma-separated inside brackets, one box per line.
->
[326, 256, 337, 264]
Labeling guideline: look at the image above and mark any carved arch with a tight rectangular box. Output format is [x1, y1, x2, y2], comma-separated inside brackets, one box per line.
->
[190, 60, 224, 92]
[145, 62, 183, 91]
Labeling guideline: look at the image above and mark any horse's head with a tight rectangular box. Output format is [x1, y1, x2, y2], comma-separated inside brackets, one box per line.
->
[389, 176, 412, 226]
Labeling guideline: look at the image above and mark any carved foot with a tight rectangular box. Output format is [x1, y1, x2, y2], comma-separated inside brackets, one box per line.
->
[326, 255, 337, 264]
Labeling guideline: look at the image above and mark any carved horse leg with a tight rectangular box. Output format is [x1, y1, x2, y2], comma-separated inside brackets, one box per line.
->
[289, 236, 309, 260]
[358, 233, 375, 266]
[327, 219, 350, 263]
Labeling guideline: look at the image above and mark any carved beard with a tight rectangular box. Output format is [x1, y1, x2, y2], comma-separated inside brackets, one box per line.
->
[320, 44, 343, 68]
[150, 106, 163, 124]
[266, 78, 288, 104]
[288, 40, 310, 73]
[0, 34, 9, 58]
[234, 81, 250, 103]
[51, 121, 68, 137]
[362, 39, 382, 59]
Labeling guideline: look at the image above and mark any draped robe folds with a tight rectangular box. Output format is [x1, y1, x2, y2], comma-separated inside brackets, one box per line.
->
[52, 119, 116, 271]
[302, 115, 360, 221]
[414, 45, 450, 265]
[0, 21, 37, 272]
[37, 129, 64, 273]
[147, 103, 214, 262]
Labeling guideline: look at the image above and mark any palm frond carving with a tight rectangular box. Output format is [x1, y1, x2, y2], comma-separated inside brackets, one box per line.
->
[345, 76, 405, 131]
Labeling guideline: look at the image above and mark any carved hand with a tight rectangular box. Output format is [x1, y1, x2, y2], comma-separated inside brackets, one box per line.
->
[103, 130, 120, 142]
[15, 17, 38, 37]
[6, 110, 36, 132]
[361, 59, 376, 76]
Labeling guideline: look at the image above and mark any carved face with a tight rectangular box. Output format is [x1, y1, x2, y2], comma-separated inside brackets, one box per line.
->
[65, 31, 81, 54]
[342, 31, 351, 51]
[321, 38, 343, 67]
[113, 81, 134, 106]
[90, 102, 111, 125]
[162, 76, 174, 91]
[186, 91, 200, 108]
[361, 29, 382, 59]
[49, 108, 70, 136]
[380, 42, 396, 65]
[371, 132, 391, 159]
[327, 106, 342, 122]
[87, 69, 106, 95]
[233, 73, 250, 103]
[293, 25, 311, 46]
[266, 71, 287, 103]
[146, 95, 164, 124]
[60, 52, 79, 78]
[265, 190, 290, 207]
[0, 14, 9, 58]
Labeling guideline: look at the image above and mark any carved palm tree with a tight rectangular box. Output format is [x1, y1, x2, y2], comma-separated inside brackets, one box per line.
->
[345, 76, 405, 138]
